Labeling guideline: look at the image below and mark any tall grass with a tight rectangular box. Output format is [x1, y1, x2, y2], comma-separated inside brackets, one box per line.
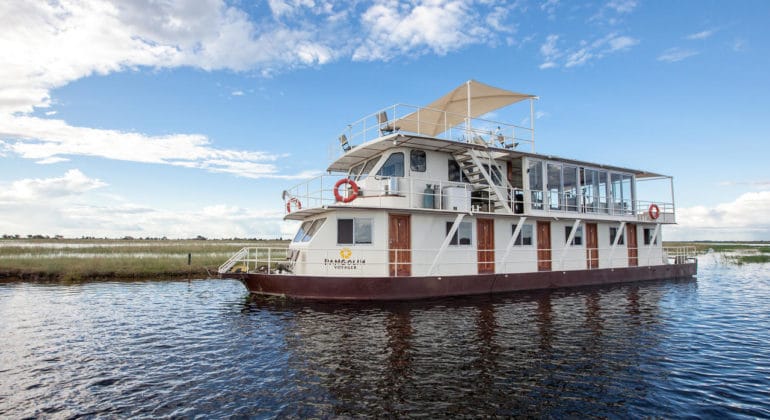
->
[0, 239, 289, 281]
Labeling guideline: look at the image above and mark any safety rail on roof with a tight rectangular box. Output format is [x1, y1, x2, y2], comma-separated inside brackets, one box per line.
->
[334, 104, 535, 158]
[281, 174, 677, 223]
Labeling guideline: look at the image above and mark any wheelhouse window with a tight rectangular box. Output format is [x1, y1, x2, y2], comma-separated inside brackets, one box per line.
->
[563, 166, 579, 212]
[610, 227, 625, 245]
[349, 157, 379, 182]
[337, 218, 373, 245]
[293, 218, 326, 243]
[565, 225, 583, 246]
[512, 223, 533, 246]
[410, 150, 426, 172]
[446, 221, 472, 245]
[644, 228, 658, 245]
[377, 152, 404, 177]
[448, 159, 469, 183]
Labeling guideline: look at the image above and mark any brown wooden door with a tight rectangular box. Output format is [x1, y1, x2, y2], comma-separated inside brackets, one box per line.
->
[627, 223, 638, 267]
[477, 218, 495, 274]
[586, 222, 599, 269]
[389, 214, 411, 276]
[537, 221, 551, 271]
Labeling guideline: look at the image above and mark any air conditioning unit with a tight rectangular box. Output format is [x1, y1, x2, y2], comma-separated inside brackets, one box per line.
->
[442, 187, 470, 211]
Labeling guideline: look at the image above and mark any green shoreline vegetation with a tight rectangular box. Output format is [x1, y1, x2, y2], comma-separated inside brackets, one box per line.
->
[0, 239, 289, 282]
[1, 239, 769, 282]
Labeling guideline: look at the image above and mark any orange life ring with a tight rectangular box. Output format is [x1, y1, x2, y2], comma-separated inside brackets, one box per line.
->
[334, 178, 359, 203]
[286, 197, 301, 213]
[648, 203, 660, 220]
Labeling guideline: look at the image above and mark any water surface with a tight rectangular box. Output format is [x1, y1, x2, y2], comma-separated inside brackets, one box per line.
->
[1, 254, 768, 417]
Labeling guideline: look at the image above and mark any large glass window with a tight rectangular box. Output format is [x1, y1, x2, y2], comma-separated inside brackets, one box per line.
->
[610, 173, 623, 215]
[563, 166, 578, 212]
[337, 218, 372, 244]
[377, 152, 404, 177]
[446, 221, 472, 245]
[512, 223, 533, 246]
[410, 150, 426, 172]
[482, 164, 504, 186]
[528, 160, 543, 210]
[565, 225, 583, 246]
[448, 159, 469, 183]
[547, 163, 563, 210]
[622, 174, 633, 215]
[583, 168, 600, 213]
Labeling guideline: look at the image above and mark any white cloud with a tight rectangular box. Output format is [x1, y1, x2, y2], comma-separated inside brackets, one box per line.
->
[686, 29, 717, 40]
[668, 191, 770, 241]
[231, 90, 245, 96]
[0, 115, 286, 179]
[0, 170, 288, 238]
[0, 169, 106, 202]
[605, 0, 637, 14]
[541, 33, 637, 69]
[657, 47, 699, 63]
[352, 0, 489, 61]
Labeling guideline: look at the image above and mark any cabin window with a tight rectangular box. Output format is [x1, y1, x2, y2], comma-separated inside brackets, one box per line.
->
[446, 221, 472, 245]
[410, 150, 426, 172]
[528, 159, 543, 210]
[293, 218, 326, 243]
[565, 225, 583, 246]
[448, 159, 469, 183]
[337, 218, 373, 245]
[643, 228, 658, 245]
[357, 158, 379, 181]
[511, 223, 533, 246]
[377, 152, 404, 177]
[610, 227, 625, 245]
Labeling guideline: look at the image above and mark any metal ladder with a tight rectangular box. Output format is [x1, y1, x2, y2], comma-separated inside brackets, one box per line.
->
[452, 148, 514, 214]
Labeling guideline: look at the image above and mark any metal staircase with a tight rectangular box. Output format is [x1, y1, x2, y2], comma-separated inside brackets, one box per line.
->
[452, 147, 514, 214]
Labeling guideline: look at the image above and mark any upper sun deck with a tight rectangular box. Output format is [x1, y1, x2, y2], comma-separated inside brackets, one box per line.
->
[283, 81, 676, 224]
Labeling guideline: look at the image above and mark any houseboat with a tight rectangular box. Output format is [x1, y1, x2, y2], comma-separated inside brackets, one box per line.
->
[219, 80, 697, 300]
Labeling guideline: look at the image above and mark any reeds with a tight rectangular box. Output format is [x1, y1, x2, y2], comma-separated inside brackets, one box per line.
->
[0, 239, 289, 281]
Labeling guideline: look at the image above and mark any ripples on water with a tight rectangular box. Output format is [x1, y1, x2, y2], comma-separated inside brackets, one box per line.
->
[1, 255, 768, 418]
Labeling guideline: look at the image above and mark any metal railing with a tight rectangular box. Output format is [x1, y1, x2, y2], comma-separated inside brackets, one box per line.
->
[219, 245, 696, 276]
[282, 175, 675, 222]
[335, 104, 535, 156]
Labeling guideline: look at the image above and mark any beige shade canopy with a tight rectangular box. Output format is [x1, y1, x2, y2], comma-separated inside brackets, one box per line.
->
[392, 80, 535, 137]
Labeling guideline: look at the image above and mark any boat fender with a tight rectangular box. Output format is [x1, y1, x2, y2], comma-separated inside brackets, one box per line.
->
[648, 203, 660, 220]
[286, 197, 302, 213]
[334, 178, 359, 203]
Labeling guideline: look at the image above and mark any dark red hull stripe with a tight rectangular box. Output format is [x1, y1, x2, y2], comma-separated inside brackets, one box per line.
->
[222, 262, 697, 301]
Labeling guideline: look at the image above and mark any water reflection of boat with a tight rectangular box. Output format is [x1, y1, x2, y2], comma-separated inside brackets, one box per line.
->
[221, 81, 697, 300]
[239, 280, 697, 416]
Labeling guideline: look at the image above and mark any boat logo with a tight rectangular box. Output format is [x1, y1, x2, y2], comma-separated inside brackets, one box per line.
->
[324, 247, 366, 270]
[339, 247, 352, 260]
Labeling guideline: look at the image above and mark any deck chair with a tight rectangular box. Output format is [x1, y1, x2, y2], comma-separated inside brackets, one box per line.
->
[378, 111, 400, 135]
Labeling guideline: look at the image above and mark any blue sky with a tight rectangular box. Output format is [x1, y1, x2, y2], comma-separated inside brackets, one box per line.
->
[1, 0, 768, 240]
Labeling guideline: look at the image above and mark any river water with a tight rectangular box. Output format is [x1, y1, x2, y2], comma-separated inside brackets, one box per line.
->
[1, 254, 768, 418]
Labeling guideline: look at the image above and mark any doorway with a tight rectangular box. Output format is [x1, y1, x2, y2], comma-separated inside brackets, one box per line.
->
[537, 221, 551, 271]
[389, 214, 411, 276]
[477, 218, 495, 274]
[627, 223, 638, 267]
[586, 223, 599, 269]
